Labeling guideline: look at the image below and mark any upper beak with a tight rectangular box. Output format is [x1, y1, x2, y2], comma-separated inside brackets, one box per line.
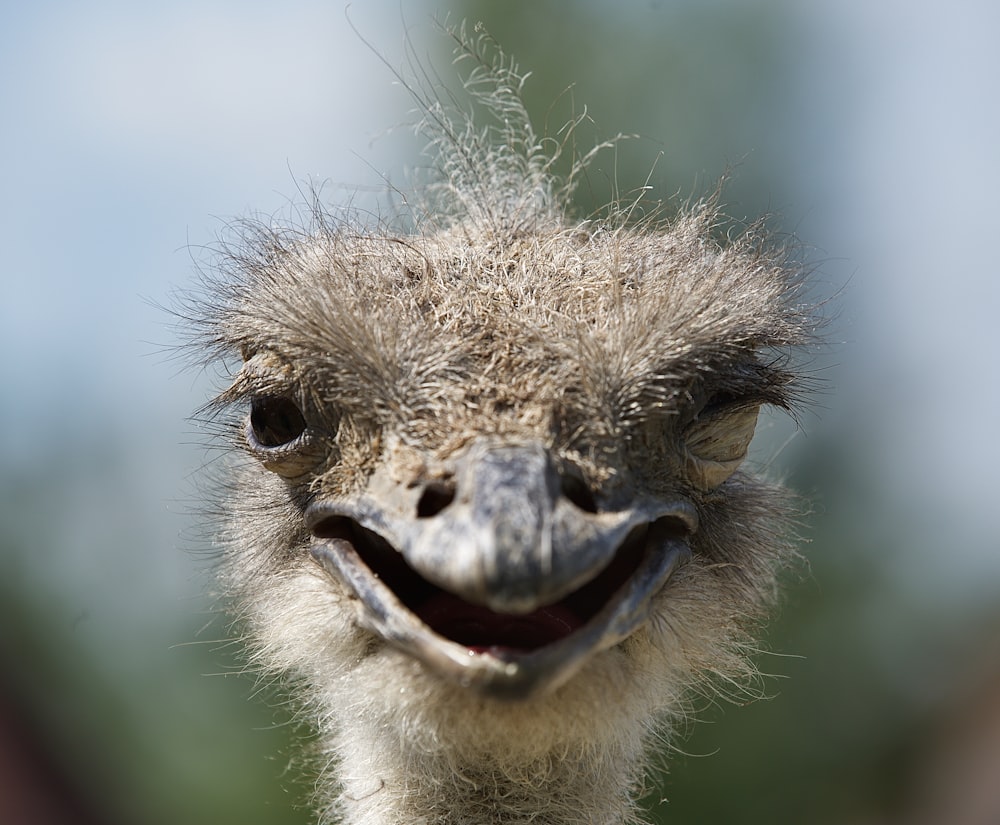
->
[306, 439, 697, 699]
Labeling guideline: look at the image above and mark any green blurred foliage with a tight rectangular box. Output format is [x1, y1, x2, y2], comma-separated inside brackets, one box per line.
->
[0, 440, 312, 825]
[443, 0, 798, 221]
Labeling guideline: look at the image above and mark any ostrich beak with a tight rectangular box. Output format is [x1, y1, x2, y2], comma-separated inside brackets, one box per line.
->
[307, 440, 697, 699]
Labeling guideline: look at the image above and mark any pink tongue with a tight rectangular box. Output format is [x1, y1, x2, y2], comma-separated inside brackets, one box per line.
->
[416, 593, 582, 652]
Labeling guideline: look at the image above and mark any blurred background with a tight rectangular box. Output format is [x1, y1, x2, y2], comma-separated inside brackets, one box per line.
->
[2, 1, 998, 823]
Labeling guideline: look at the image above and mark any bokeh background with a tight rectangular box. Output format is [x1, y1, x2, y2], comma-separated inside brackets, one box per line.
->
[2, 1, 998, 823]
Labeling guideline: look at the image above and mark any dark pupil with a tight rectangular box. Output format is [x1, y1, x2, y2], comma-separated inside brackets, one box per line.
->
[250, 397, 306, 447]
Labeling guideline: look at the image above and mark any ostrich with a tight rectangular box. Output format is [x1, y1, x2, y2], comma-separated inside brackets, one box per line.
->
[187, 27, 818, 825]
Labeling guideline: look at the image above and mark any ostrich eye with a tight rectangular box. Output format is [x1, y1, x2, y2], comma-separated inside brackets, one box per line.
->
[249, 396, 307, 448]
[683, 398, 760, 489]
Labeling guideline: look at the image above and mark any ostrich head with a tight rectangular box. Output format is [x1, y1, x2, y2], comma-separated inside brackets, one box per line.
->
[188, 27, 818, 825]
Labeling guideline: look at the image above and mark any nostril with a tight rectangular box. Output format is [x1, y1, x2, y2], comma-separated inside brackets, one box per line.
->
[560, 473, 598, 514]
[416, 481, 456, 518]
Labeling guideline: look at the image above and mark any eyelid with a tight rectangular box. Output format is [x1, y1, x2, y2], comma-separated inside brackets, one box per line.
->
[683, 403, 761, 489]
[216, 362, 296, 409]
[690, 389, 761, 423]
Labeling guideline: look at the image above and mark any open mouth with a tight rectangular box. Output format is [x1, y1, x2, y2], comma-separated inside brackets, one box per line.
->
[312, 515, 661, 655]
[309, 509, 692, 698]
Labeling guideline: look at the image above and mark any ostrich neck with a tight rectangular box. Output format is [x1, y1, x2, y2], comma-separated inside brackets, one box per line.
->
[327, 714, 645, 825]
